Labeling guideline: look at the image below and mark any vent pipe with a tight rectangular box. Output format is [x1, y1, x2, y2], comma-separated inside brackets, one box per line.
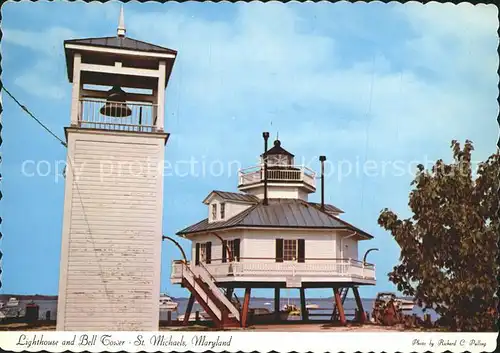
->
[319, 155, 326, 211]
[263, 132, 270, 206]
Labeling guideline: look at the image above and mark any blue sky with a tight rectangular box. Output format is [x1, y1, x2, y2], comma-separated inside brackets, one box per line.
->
[1, 2, 498, 299]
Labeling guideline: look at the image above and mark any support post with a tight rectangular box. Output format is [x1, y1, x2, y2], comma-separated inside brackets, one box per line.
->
[183, 294, 195, 326]
[156, 60, 166, 131]
[333, 288, 346, 325]
[352, 286, 367, 324]
[241, 288, 251, 328]
[274, 288, 280, 321]
[70, 53, 82, 126]
[299, 288, 308, 321]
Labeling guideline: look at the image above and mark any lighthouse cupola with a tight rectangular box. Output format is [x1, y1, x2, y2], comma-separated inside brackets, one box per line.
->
[238, 135, 317, 201]
[262, 139, 295, 167]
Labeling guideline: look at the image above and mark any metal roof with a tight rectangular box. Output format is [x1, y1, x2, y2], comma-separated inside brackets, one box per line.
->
[177, 198, 373, 238]
[203, 191, 260, 204]
[63, 36, 177, 85]
[262, 139, 294, 157]
[64, 36, 177, 55]
[308, 202, 344, 214]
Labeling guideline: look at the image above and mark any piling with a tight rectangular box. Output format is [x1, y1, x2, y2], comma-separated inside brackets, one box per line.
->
[25, 302, 39, 324]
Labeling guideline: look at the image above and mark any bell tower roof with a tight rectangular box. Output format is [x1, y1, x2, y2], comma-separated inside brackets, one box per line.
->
[63, 7, 177, 86]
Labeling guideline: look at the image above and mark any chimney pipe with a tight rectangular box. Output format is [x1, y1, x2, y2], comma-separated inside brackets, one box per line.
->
[263, 132, 270, 206]
[319, 156, 326, 211]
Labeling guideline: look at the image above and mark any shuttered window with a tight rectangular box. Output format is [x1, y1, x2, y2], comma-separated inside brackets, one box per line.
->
[223, 239, 240, 262]
[283, 239, 297, 261]
[222, 240, 228, 263]
[276, 239, 305, 262]
[220, 203, 226, 219]
[298, 239, 305, 263]
[276, 239, 284, 262]
[211, 204, 217, 221]
[195, 243, 200, 265]
[199, 242, 212, 264]
[199, 243, 207, 262]
[206, 242, 212, 264]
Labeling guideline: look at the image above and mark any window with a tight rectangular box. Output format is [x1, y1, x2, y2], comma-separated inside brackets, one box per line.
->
[227, 239, 237, 261]
[200, 243, 207, 262]
[283, 239, 298, 261]
[220, 203, 226, 219]
[223, 239, 240, 262]
[211, 204, 217, 221]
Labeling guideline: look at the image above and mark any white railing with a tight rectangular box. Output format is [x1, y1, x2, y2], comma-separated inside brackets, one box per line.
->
[78, 98, 158, 132]
[171, 259, 375, 282]
[238, 165, 316, 188]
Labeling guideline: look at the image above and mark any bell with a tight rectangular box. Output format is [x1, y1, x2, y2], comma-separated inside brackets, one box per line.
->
[99, 85, 132, 118]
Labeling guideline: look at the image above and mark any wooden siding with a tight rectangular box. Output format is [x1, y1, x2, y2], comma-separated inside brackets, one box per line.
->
[242, 229, 337, 262]
[57, 130, 165, 331]
[342, 236, 359, 260]
[190, 230, 244, 263]
[244, 185, 309, 201]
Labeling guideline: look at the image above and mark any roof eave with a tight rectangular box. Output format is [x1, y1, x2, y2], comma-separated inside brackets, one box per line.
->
[177, 224, 373, 237]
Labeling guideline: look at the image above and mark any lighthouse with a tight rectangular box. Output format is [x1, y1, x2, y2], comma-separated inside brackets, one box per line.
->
[56, 8, 176, 330]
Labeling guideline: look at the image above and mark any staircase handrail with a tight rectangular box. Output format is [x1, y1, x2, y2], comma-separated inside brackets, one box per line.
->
[181, 262, 213, 310]
[198, 261, 218, 283]
[198, 261, 241, 309]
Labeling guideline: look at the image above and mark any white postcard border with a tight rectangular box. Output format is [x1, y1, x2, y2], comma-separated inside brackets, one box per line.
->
[0, 331, 497, 353]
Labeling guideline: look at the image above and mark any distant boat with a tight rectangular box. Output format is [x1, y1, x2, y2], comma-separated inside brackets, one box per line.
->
[282, 303, 298, 312]
[159, 294, 178, 311]
[249, 308, 290, 324]
[395, 298, 415, 312]
[306, 302, 319, 310]
[178, 312, 208, 322]
[373, 292, 415, 312]
[264, 302, 272, 306]
[6, 298, 19, 307]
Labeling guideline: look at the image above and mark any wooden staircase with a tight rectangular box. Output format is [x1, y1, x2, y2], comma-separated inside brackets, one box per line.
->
[180, 262, 240, 328]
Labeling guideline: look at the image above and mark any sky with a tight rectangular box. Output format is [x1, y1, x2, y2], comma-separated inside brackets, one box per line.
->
[0, 1, 498, 300]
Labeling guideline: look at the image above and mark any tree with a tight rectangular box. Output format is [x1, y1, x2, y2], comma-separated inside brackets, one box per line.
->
[378, 140, 499, 331]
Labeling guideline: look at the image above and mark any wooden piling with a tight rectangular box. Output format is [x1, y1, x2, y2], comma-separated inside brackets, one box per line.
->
[299, 288, 308, 321]
[274, 288, 280, 321]
[352, 287, 367, 324]
[333, 288, 346, 325]
[241, 287, 252, 328]
[183, 294, 195, 326]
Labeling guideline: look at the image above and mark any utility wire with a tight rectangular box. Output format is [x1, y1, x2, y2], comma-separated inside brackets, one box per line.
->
[1, 85, 115, 322]
[1, 85, 67, 147]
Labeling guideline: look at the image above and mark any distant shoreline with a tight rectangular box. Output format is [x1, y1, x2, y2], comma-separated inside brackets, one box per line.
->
[0, 294, 413, 301]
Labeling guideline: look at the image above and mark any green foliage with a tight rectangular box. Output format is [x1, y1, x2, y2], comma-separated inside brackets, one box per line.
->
[378, 140, 499, 331]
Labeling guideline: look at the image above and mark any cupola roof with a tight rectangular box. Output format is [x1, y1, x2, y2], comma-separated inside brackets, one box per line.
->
[261, 139, 294, 157]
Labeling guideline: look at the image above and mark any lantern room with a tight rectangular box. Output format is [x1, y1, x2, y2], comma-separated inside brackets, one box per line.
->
[238, 136, 317, 201]
[262, 139, 295, 167]
[63, 8, 177, 133]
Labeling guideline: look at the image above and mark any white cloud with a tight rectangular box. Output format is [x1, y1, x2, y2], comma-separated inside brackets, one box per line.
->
[4, 2, 498, 171]
[2, 26, 77, 100]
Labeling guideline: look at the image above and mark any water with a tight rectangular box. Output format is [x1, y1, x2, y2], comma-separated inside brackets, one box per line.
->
[5, 297, 439, 322]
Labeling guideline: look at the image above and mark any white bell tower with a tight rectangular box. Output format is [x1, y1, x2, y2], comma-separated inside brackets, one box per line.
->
[56, 8, 177, 331]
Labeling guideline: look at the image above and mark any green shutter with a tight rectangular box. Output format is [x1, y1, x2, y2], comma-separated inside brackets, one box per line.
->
[276, 239, 284, 263]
